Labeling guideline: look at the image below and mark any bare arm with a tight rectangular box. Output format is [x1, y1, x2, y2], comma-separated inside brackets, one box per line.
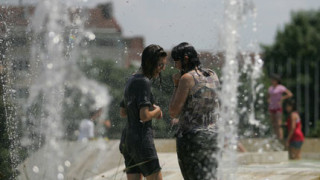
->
[286, 113, 297, 142]
[120, 107, 127, 118]
[282, 88, 293, 100]
[169, 73, 194, 118]
[139, 105, 162, 122]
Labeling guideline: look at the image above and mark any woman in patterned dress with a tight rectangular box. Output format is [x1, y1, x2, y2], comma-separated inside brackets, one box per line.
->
[169, 42, 220, 180]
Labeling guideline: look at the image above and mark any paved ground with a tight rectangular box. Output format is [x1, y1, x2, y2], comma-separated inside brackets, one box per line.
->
[92, 152, 320, 180]
[91, 140, 320, 180]
[17, 139, 320, 180]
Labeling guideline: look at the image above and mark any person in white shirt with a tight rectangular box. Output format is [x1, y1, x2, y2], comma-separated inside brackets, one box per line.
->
[78, 109, 102, 141]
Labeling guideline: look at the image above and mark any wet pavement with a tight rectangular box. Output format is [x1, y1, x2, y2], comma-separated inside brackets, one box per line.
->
[17, 140, 320, 180]
[92, 152, 320, 180]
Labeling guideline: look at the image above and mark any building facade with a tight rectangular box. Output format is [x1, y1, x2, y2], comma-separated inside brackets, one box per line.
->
[0, 3, 144, 101]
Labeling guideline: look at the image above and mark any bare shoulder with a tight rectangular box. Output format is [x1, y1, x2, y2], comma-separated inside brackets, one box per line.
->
[181, 73, 193, 81]
[179, 73, 194, 88]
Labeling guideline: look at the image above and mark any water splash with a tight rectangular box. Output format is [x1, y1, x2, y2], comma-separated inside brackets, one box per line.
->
[8, 0, 111, 179]
[217, 0, 264, 179]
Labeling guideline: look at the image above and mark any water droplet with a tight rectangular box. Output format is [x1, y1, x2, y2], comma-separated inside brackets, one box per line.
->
[49, 31, 55, 37]
[57, 173, 64, 179]
[58, 165, 64, 172]
[232, 145, 237, 150]
[86, 32, 96, 41]
[64, 161, 71, 167]
[253, 27, 257, 32]
[47, 63, 53, 69]
[53, 36, 60, 44]
[33, 166, 39, 173]
[266, 144, 270, 149]
[230, 0, 236, 5]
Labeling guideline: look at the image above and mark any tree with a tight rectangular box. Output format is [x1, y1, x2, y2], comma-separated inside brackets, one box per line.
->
[262, 9, 320, 136]
[79, 59, 178, 138]
[0, 78, 14, 179]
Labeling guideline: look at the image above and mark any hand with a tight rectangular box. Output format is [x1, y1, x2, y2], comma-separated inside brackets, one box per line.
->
[171, 118, 179, 125]
[157, 111, 163, 119]
[153, 104, 162, 119]
[104, 120, 111, 128]
[172, 73, 181, 87]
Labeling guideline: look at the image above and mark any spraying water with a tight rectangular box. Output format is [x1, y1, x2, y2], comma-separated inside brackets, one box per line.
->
[217, 0, 264, 179]
[1, 1, 110, 179]
[0, 0, 272, 179]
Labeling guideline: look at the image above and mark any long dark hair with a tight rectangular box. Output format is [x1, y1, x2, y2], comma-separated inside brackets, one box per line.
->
[171, 42, 210, 76]
[141, 44, 167, 79]
[270, 73, 281, 84]
[286, 98, 298, 112]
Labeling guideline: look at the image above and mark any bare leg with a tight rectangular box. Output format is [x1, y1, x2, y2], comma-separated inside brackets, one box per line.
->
[295, 148, 302, 159]
[127, 173, 143, 180]
[275, 112, 283, 140]
[290, 147, 302, 160]
[270, 113, 278, 138]
[289, 147, 294, 159]
[146, 171, 162, 180]
[237, 142, 247, 152]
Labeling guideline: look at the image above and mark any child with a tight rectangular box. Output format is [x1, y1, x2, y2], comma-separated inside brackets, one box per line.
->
[285, 99, 304, 159]
[268, 74, 293, 140]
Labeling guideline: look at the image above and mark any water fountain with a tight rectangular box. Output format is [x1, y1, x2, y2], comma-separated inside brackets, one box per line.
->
[217, 1, 320, 180]
[1, 0, 320, 180]
[2, 0, 110, 179]
[217, 0, 265, 179]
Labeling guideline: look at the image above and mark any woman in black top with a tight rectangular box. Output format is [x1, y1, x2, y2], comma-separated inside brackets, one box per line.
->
[119, 44, 167, 180]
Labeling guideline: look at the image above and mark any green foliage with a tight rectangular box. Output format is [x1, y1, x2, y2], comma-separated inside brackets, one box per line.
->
[80, 59, 135, 138]
[309, 122, 320, 137]
[151, 66, 178, 138]
[0, 81, 14, 179]
[262, 9, 320, 136]
[78, 59, 178, 139]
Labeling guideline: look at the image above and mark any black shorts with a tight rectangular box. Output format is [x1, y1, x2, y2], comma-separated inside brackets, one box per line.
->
[120, 132, 161, 177]
[176, 129, 219, 180]
[123, 154, 161, 177]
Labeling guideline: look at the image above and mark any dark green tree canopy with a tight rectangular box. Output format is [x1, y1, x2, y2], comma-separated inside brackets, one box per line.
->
[263, 10, 320, 66]
[262, 9, 320, 136]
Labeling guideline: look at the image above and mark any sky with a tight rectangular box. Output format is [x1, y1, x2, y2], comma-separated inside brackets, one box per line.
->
[1, 0, 320, 51]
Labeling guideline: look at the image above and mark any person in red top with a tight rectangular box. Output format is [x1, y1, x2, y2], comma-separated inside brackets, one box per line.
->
[285, 99, 304, 159]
